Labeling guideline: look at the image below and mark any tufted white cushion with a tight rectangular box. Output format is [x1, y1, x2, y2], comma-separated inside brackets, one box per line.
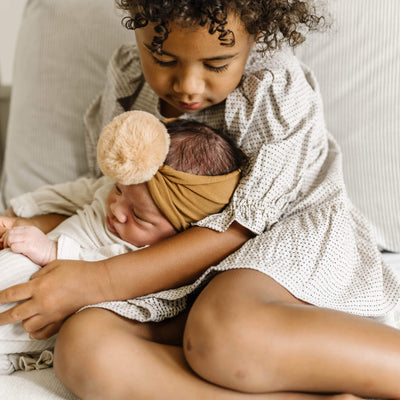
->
[0, 0, 132, 208]
[296, 0, 400, 252]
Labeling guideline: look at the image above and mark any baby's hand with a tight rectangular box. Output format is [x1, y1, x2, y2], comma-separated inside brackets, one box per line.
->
[0, 216, 17, 249]
[0, 216, 17, 238]
[0, 216, 35, 250]
[0, 215, 51, 248]
[2, 226, 57, 266]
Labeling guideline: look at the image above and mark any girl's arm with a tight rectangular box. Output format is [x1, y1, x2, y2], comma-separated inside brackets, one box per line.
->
[0, 222, 251, 338]
[12, 214, 67, 233]
[100, 222, 252, 301]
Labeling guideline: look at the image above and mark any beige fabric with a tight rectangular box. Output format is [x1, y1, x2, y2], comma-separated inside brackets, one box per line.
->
[148, 165, 241, 231]
[8, 350, 53, 373]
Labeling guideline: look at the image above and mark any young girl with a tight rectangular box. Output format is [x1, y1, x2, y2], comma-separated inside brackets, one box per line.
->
[1, 1, 400, 399]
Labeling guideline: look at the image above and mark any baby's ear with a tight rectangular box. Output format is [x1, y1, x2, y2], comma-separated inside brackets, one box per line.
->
[97, 111, 170, 185]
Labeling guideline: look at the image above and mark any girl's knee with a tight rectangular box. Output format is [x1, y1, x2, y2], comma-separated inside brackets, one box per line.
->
[183, 292, 260, 390]
[183, 271, 267, 364]
[182, 270, 297, 391]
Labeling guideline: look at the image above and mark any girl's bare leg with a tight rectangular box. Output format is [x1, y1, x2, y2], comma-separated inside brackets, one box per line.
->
[183, 269, 400, 399]
[54, 308, 359, 400]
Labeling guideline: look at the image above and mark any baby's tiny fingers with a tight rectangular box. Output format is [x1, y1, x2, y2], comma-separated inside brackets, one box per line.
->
[2, 230, 20, 247]
[9, 241, 30, 255]
[1, 232, 10, 248]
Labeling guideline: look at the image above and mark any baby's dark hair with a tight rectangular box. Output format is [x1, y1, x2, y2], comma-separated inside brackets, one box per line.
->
[164, 119, 246, 176]
[115, 0, 326, 53]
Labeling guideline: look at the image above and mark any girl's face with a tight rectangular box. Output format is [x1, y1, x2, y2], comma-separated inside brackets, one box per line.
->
[135, 15, 256, 117]
[105, 182, 176, 247]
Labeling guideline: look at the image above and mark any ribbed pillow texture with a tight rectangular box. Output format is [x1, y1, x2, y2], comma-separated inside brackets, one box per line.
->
[296, 0, 400, 251]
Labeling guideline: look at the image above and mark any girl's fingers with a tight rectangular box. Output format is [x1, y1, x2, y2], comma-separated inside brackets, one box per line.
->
[29, 321, 63, 340]
[22, 314, 58, 336]
[0, 282, 32, 305]
[0, 293, 36, 326]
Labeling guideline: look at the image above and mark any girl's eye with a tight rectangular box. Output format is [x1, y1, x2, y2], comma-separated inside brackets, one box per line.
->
[205, 64, 229, 73]
[152, 56, 228, 73]
[152, 57, 177, 67]
[114, 185, 122, 194]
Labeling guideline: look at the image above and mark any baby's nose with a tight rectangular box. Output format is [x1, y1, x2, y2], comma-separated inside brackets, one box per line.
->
[110, 203, 127, 224]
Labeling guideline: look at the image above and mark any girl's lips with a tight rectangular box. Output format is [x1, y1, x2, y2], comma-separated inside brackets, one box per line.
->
[179, 102, 203, 110]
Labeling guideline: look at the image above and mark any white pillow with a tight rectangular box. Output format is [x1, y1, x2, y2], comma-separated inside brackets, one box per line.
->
[296, 0, 400, 252]
[0, 0, 132, 208]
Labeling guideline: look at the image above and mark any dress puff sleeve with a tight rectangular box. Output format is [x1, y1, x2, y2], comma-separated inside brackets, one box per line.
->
[195, 50, 330, 235]
[84, 43, 145, 177]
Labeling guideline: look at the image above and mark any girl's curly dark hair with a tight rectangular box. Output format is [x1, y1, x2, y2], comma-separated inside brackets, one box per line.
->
[115, 0, 327, 53]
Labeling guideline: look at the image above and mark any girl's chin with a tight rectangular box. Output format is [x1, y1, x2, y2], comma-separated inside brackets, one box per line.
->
[159, 99, 180, 117]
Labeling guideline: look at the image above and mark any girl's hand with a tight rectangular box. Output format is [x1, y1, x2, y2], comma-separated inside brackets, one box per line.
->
[0, 259, 112, 339]
[1, 226, 57, 266]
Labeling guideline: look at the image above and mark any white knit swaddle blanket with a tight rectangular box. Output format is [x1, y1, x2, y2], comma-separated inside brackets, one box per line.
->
[0, 249, 56, 374]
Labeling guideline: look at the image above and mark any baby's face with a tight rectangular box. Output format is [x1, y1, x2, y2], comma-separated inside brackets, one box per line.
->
[105, 182, 176, 247]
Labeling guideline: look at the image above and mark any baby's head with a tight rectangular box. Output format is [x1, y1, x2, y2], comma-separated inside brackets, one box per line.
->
[164, 118, 245, 176]
[99, 111, 246, 247]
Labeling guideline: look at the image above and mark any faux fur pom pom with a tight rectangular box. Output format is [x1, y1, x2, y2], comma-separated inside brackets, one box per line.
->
[97, 111, 170, 185]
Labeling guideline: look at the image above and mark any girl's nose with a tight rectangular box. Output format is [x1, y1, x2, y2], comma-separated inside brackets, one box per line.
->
[173, 68, 205, 97]
[110, 202, 127, 224]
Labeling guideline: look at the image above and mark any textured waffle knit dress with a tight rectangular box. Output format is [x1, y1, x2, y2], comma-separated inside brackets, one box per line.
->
[14, 43, 400, 323]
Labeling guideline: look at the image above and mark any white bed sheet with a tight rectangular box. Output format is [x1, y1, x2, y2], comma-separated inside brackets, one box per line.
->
[0, 368, 77, 400]
[0, 252, 399, 400]
[382, 252, 400, 271]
